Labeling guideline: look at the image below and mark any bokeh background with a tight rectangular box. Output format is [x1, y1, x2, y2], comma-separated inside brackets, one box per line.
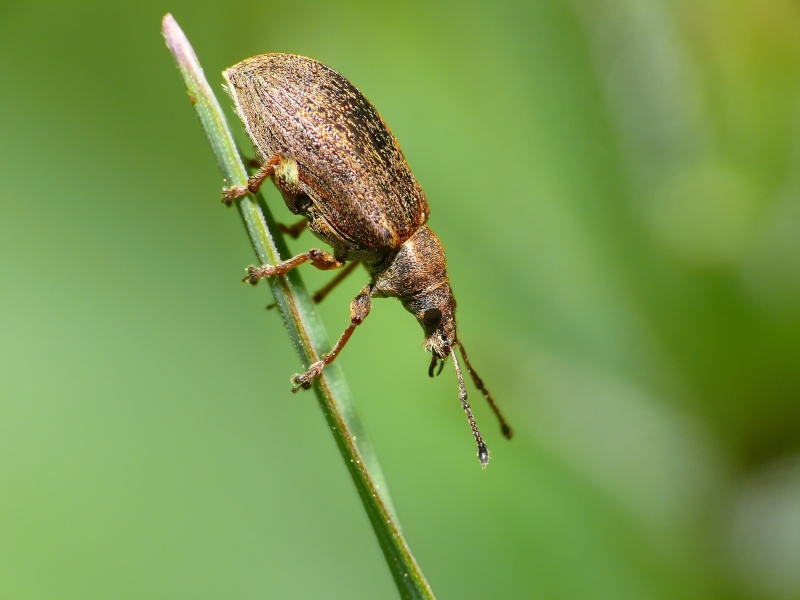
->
[2, 0, 799, 598]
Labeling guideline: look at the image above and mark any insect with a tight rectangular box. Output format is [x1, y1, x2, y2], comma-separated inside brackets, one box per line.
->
[222, 54, 511, 466]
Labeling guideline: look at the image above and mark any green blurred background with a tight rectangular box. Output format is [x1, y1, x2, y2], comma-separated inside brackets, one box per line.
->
[2, 0, 799, 598]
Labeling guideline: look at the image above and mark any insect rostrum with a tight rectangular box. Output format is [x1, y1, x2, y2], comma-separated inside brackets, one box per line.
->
[223, 54, 511, 466]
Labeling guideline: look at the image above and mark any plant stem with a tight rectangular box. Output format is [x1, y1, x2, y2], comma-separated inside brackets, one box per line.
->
[162, 14, 434, 599]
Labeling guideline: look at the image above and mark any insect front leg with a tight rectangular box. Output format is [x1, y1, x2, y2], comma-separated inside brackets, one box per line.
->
[292, 285, 372, 391]
[242, 248, 345, 284]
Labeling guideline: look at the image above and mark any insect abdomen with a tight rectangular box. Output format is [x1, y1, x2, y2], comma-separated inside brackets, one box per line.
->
[224, 54, 429, 252]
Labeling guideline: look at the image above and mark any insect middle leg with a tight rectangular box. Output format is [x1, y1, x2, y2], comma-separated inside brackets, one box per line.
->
[265, 259, 361, 310]
[279, 219, 308, 239]
[243, 249, 345, 285]
[292, 284, 372, 390]
[311, 260, 361, 303]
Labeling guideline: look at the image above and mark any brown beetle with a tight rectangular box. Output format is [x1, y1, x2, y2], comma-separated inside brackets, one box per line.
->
[223, 54, 511, 466]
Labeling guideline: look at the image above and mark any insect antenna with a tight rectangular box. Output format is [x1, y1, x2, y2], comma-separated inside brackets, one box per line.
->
[458, 343, 513, 439]
[451, 349, 489, 467]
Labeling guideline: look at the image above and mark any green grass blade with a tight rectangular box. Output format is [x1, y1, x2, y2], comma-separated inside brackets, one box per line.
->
[162, 14, 434, 599]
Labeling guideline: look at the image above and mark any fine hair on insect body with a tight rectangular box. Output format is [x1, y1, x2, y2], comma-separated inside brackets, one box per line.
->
[222, 53, 511, 466]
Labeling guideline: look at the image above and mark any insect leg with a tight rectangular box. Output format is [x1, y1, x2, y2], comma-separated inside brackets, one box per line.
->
[278, 219, 308, 239]
[292, 285, 372, 390]
[264, 259, 361, 311]
[311, 260, 361, 303]
[242, 249, 344, 285]
[221, 153, 288, 204]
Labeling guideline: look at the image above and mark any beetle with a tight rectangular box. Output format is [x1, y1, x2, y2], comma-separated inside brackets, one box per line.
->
[222, 54, 511, 466]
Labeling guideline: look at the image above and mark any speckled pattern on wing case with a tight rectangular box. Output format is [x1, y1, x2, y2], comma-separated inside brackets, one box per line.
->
[224, 54, 429, 254]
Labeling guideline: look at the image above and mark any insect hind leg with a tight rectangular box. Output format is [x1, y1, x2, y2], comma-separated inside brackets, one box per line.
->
[221, 153, 299, 205]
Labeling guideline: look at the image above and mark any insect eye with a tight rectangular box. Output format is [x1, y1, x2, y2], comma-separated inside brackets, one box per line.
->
[422, 308, 442, 328]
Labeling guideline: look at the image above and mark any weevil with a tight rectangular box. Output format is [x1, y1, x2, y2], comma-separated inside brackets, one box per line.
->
[222, 54, 511, 466]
